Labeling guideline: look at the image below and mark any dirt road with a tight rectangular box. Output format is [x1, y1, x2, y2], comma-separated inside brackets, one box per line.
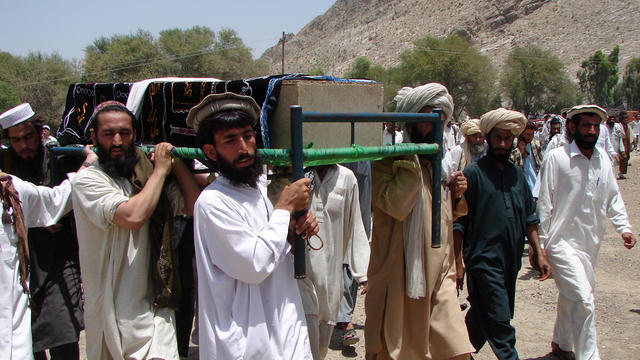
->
[325, 154, 640, 360]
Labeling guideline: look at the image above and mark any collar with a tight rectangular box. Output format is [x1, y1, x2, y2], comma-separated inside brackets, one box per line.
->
[569, 140, 601, 159]
[218, 173, 267, 189]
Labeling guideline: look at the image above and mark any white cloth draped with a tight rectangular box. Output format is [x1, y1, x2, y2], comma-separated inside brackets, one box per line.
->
[0, 175, 73, 360]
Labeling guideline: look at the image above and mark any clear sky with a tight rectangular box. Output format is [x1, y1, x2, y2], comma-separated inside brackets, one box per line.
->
[0, 0, 336, 60]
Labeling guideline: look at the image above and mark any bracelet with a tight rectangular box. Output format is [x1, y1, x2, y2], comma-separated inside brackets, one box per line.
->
[83, 161, 94, 167]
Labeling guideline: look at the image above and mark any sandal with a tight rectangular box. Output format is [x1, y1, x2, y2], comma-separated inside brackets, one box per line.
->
[551, 342, 575, 360]
[343, 328, 360, 346]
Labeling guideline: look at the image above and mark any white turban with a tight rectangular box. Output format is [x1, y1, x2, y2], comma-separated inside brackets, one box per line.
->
[393, 83, 454, 122]
[479, 108, 527, 137]
[460, 119, 481, 136]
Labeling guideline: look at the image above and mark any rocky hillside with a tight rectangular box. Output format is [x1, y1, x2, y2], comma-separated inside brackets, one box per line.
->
[261, 0, 640, 79]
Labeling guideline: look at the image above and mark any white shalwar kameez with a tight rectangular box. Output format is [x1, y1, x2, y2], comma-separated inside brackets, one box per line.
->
[193, 175, 312, 360]
[443, 124, 458, 152]
[298, 165, 370, 359]
[0, 175, 73, 360]
[71, 166, 178, 360]
[537, 141, 632, 360]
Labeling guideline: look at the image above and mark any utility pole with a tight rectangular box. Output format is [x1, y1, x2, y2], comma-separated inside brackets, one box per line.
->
[281, 32, 285, 74]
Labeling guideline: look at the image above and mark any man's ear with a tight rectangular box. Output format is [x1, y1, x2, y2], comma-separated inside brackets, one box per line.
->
[90, 129, 97, 146]
[568, 121, 576, 136]
[202, 144, 217, 162]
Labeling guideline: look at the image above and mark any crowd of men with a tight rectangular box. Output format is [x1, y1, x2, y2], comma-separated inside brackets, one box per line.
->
[0, 81, 636, 360]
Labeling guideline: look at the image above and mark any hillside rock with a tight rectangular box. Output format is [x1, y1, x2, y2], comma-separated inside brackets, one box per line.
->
[261, 0, 640, 80]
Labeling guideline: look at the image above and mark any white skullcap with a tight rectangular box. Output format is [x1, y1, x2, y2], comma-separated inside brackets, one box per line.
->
[393, 83, 454, 122]
[0, 103, 35, 129]
[480, 108, 527, 137]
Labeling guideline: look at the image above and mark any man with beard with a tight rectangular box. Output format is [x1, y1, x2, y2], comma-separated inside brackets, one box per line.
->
[453, 108, 551, 360]
[0, 103, 85, 360]
[537, 105, 636, 360]
[443, 118, 486, 180]
[542, 116, 564, 154]
[71, 101, 200, 360]
[606, 114, 626, 178]
[365, 83, 474, 360]
[187, 92, 318, 359]
[510, 120, 543, 193]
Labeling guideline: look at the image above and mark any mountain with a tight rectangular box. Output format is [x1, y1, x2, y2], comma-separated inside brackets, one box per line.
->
[260, 0, 640, 79]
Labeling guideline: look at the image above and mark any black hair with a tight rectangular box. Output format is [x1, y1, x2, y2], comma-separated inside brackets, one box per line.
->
[550, 117, 562, 125]
[566, 112, 599, 142]
[196, 110, 255, 147]
[3, 114, 43, 138]
[88, 104, 138, 133]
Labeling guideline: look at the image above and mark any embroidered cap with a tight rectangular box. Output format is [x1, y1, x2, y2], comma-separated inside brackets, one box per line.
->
[186, 92, 260, 132]
[566, 104, 607, 123]
[0, 103, 35, 129]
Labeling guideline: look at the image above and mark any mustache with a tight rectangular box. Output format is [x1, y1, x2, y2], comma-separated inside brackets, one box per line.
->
[233, 153, 255, 165]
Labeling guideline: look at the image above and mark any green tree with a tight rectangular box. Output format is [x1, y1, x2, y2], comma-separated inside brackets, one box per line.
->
[577, 45, 620, 107]
[0, 51, 76, 125]
[501, 46, 576, 117]
[205, 29, 269, 79]
[18, 52, 77, 123]
[158, 26, 216, 77]
[343, 56, 398, 108]
[82, 27, 268, 82]
[0, 80, 20, 113]
[622, 57, 640, 109]
[390, 35, 496, 119]
[83, 29, 174, 82]
[344, 57, 372, 78]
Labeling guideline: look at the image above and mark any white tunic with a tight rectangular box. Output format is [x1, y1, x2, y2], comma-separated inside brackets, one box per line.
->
[298, 165, 370, 323]
[537, 141, 631, 284]
[193, 175, 312, 360]
[0, 175, 73, 360]
[443, 125, 458, 152]
[607, 123, 625, 154]
[71, 166, 178, 360]
[382, 129, 403, 145]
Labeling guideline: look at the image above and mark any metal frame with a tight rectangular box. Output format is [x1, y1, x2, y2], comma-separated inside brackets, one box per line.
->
[49, 107, 444, 279]
[289, 106, 443, 278]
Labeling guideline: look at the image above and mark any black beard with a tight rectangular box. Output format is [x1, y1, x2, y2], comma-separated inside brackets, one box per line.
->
[217, 152, 264, 188]
[408, 127, 433, 144]
[96, 143, 138, 178]
[488, 143, 513, 164]
[574, 131, 597, 151]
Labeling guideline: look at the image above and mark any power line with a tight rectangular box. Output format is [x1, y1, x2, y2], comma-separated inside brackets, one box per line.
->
[11, 37, 281, 88]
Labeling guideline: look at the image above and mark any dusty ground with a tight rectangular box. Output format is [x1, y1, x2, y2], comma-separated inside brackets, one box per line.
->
[324, 154, 640, 360]
[79, 154, 640, 360]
